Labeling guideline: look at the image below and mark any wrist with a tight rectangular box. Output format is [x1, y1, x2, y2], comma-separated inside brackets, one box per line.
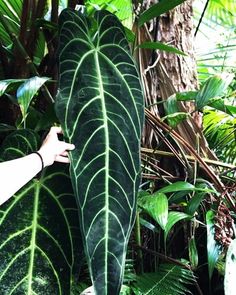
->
[37, 149, 55, 167]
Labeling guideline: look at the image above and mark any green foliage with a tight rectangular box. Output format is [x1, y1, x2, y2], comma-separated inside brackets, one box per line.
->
[204, 108, 236, 165]
[0, 130, 82, 294]
[196, 73, 233, 110]
[138, 192, 168, 230]
[133, 263, 195, 295]
[138, 0, 186, 27]
[206, 210, 222, 279]
[55, 8, 144, 295]
[17, 77, 50, 125]
[164, 211, 191, 242]
[137, 41, 187, 56]
[188, 237, 198, 269]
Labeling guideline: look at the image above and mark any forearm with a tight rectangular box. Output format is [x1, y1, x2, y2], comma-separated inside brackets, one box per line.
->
[0, 153, 42, 205]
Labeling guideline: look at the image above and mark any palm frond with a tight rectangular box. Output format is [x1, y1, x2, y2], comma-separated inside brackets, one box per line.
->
[133, 263, 195, 295]
[204, 108, 236, 165]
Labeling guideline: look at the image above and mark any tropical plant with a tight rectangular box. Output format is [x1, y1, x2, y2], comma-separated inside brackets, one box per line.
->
[55, 8, 144, 295]
[0, 0, 236, 295]
[0, 129, 82, 294]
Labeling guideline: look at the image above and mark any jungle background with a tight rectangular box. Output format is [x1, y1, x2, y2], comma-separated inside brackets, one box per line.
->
[0, 0, 236, 294]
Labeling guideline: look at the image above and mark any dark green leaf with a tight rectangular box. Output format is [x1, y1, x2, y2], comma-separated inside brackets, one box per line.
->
[206, 210, 221, 279]
[56, 9, 144, 295]
[137, 41, 187, 55]
[0, 123, 16, 132]
[138, 0, 186, 27]
[0, 130, 82, 294]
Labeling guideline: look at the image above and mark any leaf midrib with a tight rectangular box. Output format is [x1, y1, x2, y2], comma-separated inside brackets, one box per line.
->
[27, 180, 40, 295]
[94, 48, 110, 293]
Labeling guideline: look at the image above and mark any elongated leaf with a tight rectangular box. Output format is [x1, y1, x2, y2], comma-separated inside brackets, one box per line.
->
[138, 0, 186, 27]
[157, 181, 215, 194]
[162, 112, 188, 128]
[224, 239, 236, 295]
[137, 41, 187, 56]
[209, 97, 236, 116]
[188, 236, 198, 269]
[164, 211, 191, 241]
[0, 130, 82, 294]
[186, 183, 210, 215]
[138, 192, 168, 230]
[206, 210, 221, 279]
[196, 73, 234, 110]
[56, 9, 144, 295]
[17, 76, 50, 122]
[157, 181, 195, 194]
[0, 79, 25, 96]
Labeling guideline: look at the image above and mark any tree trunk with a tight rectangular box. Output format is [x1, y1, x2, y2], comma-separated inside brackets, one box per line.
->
[136, 0, 217, 160]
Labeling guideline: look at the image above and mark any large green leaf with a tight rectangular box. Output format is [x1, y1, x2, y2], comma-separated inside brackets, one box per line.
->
[224, 239, 236, 295]
[55, 9, 144, 295]
[0, 130, 82, 294]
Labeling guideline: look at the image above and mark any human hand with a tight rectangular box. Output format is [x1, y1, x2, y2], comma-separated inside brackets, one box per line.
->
[38, 126, 75, 167]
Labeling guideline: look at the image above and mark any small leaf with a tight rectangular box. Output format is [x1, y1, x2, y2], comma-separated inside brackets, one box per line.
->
[175, 91, 198, 101]
[17, 76, 50, 121]
[206, 210, 221, 279]
[138, 193, 168, 230]
[162, 112, 188, 128]
[164, 211, 191, 241]
[224, 239, 236, 295]
[137, 41, 187, 55]
[140, 217, 159, 233]
[0, 79, 25, 96]
[138, 0, 186, 27]
[186, 183, 210, 215]
[196, 73, 234, 110]
[188, 237, 198, 269]
[208, 97, 236, 116]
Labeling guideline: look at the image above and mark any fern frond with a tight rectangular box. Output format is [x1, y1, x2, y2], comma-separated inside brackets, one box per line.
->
[133, 263, 195, 295]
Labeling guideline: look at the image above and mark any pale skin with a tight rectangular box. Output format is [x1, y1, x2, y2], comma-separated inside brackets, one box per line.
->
[0, 126, 75, 205]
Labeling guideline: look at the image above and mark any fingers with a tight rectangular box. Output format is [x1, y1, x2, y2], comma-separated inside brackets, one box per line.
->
[49, 126, 63, 135]
[55, 155, 70, 163]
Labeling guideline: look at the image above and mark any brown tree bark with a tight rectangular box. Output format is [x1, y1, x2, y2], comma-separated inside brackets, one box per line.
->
[136, 0, 217, 160]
